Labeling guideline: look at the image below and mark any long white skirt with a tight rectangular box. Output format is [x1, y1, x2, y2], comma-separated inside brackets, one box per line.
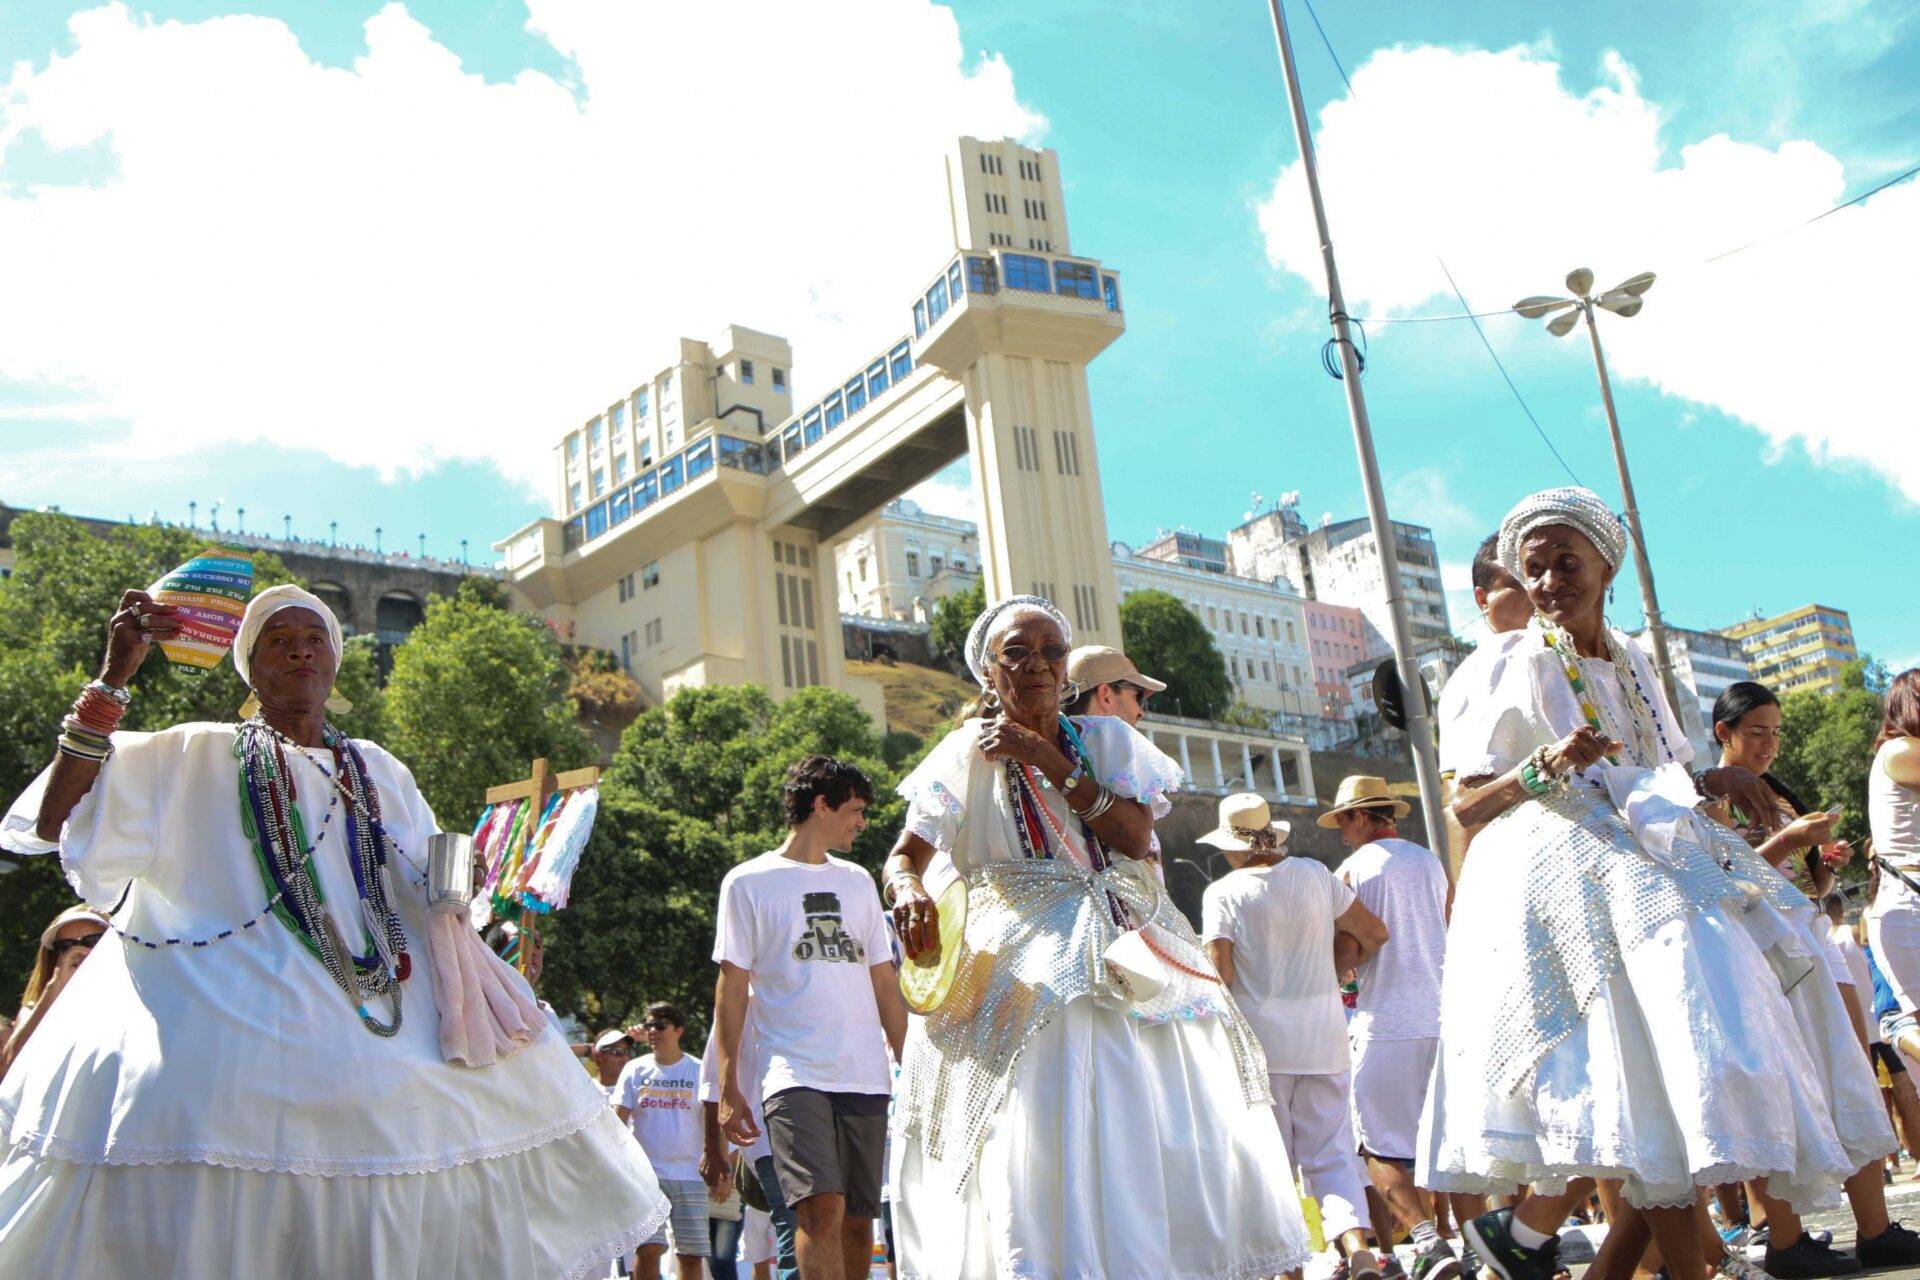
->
[892, 997, 1309, 1280]
[1784, 916, 1896, 1174]
[1422, 874, 1854, 1210]
[0, 1107, 665, 1280]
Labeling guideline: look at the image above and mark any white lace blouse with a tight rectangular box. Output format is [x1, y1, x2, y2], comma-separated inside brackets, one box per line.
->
[898, 715, 1183, 898]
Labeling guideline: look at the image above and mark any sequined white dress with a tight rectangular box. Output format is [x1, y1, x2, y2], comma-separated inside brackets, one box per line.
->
[1419, 626, 1857, 1209]
[889, 716, 1309, 1280]
[0, 723, 668, 1279]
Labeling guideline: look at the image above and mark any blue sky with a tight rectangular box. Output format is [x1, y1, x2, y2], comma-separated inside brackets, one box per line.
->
[2, 1, 1915, 667]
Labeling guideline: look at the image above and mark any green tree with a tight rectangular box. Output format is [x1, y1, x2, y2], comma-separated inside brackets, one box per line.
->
[543, 683, 907, 1033]
[1118, 589, 1232, 720]
[381, 593, 587, 828]
[929, 581, 985, 670]
[1773, 658, 1886, 849]
[0, 513, 379, 1007]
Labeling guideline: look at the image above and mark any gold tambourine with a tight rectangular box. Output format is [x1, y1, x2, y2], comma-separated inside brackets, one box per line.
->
[899, 878, 969, 1014]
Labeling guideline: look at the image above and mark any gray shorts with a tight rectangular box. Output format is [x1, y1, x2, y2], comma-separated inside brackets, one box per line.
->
[762, 1087, 888, 1219]
[644, 1178, 711, 1257]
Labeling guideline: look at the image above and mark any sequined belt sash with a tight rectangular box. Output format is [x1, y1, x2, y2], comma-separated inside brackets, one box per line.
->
[896, 856, 1270, 1195]
[1480, 782, 1812, 1095]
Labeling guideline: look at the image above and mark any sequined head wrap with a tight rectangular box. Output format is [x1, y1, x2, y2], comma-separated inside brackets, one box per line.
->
[963, 595, 1073, 688]
[1497, 486, 1629, 583]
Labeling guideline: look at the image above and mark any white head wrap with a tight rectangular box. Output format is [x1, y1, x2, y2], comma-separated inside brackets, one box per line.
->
[1497, 486, 1629, 582]
[963, 594, 1073, 688]
[233, 584, 352, 714]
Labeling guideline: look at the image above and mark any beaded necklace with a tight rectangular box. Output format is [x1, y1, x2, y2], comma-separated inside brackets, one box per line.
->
[1003, 716, 1128, 926]
[1536, 616, 1671, 770]
[235, 717, 409, 1036]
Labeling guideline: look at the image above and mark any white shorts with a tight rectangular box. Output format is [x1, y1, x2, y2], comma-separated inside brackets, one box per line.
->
[1350, 1034, 1437, 1163]
[741, 1205, 777, 1266]
[1820, 928, 1852, 989]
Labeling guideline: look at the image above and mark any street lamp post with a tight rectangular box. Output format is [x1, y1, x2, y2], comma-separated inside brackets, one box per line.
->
[1513, 269, 1684, 718]
[375, 526, 383, 554]
[283, 514, 292, 540]
[1261, 0, 1451, 872]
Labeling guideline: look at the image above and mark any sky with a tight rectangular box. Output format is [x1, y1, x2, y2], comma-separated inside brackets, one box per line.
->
[1, 0, 1916, 667]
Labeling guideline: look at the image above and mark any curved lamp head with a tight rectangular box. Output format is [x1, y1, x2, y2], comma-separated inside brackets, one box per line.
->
[1545, 308, 1583, 338]
[1611, 271, 1656, 298]
[1565, 267, 1595, 297]
[1513, 294, 1577, 320]
[1596, 292, 1646, 318]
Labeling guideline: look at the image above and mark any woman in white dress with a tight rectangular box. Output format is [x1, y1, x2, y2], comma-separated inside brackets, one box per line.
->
[1867, 673, 1920, 1061]
[881, 596, 1307, 1280]
[1422, 489, 1854, 1280]
[0, 583, 668, 1278]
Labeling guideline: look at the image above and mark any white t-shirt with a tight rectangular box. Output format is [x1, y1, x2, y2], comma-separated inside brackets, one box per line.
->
[712, 850, 893, 1098]
[698, 1022, 772, 1163]
[1202, 858, 1356, 1074]
[1336, 838, 1448, 1041]
[616, 1051, 705, 1181]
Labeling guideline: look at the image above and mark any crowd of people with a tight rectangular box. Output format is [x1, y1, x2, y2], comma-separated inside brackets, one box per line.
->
[1, 485, 1919, 1280]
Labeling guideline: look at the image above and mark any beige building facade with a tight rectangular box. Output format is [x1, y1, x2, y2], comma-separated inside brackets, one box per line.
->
[833, 498, 981, 622]
[495, 137, 1126, 723]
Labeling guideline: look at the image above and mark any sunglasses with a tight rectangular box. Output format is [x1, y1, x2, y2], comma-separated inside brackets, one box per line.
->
[51, 933, 103, 958]
[993, 642, 1071, 669]
[600, 1042, 633, 1055]
[641, 1019, 674, 1031]
[1114, 682, 1154, 705]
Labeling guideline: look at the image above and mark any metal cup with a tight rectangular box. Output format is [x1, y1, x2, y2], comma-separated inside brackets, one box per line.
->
[425, 833, 476, 915]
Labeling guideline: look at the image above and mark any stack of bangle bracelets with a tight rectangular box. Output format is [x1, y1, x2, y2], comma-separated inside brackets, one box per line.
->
[58, 679, 130, 762]
[1519, 743, 1565, 796]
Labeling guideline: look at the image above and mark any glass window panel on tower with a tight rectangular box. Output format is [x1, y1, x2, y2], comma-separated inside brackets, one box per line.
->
[1003, 253, 1049, 292]
[1054, 260, 1098, 299]
[867, 358, 890, 399]
[845, 376, 866, 415]
[824, 393, 845, 430]
[889, 341, 912, 382]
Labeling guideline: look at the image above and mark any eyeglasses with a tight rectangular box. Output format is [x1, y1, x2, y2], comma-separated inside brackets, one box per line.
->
[51, 933, 102, 958]
[993, 642, 1070, 669]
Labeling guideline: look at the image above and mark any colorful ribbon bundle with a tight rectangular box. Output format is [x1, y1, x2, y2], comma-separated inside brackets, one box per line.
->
[469, 785, 600, 921]
[147, 548, 254, 672]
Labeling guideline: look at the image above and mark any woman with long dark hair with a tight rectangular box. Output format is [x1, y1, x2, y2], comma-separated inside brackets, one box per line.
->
[1866, 672, 1920, 1053]
[1709, 681, 1912, 1278]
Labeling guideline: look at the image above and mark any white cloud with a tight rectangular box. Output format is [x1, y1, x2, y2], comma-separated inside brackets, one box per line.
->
[1256, 44, 1920, 502]
[904, 463, 980, 524]
[0, 1, 1043, 483]
[1387, 466, 1478, 539]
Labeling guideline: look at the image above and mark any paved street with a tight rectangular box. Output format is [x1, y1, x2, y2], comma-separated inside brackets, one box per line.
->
[1554, 1175, 1920, 1280]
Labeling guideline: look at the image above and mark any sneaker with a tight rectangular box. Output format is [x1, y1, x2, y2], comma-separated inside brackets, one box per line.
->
[1460, 1242, 1483, 1279]
[1718, 1255, 1777, 1280]
[1412, 1239, 1462, 1280]
[1463, 1209, 1562, 1280]
[1764, 1236, 1862, 1279]
[1856, 1221, 1920, 1269]
[1809, 1230, 1833, 1246]
[1382, 1256, 1408, 1280]
[1348, 1248, 1384, 1280]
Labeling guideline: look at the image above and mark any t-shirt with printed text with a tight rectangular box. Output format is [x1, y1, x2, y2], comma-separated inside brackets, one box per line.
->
[616, 1051, 705, 1181]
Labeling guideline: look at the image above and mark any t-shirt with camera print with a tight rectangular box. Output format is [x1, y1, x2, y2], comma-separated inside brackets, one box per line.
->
[712, 850, 892, 1100]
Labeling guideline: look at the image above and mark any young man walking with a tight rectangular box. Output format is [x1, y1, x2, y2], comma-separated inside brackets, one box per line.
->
[1326, 776, 1482, 1280]
[1201, 793, 1392, 1280]
[713, 756, 907, 1280]
[617, 1002, 709, 1280]
[591, 1028, 636, 1099]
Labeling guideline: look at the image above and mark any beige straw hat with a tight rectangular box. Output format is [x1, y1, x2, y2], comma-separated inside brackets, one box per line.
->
[1316, 775, 1412, 829]
[1196, 793, 1291, 852]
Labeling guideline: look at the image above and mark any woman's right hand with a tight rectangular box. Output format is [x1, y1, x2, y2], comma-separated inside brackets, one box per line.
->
[891, 879, 940, 960]
[102, 589, 182, 685]
[1777, 810, 1842, 851]
[1548, 726, 1621, 776]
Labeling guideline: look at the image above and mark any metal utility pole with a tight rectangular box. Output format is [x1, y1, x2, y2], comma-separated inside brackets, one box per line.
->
[1513, 269, 1683, 718]
[1261, 0, 1450, 870]
[1581, 303, 1684, 718]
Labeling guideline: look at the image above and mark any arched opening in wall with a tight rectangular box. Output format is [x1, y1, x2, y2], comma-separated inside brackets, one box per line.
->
[375, 590, 424, 677]
[376, 591, 424, 645]
[310, 582, 353, 635]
